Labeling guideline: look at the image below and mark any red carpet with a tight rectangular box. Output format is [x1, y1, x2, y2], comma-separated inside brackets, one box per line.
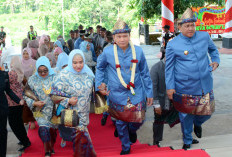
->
[22, 114, 210, 157]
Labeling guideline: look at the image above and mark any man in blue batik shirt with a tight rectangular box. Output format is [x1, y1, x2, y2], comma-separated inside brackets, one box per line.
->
[165, 8, 220, 150]
[95, 19, 153, 155]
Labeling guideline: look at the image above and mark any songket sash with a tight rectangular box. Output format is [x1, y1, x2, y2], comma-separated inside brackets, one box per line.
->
[73, 127, 96, 157]
[108, 97, 145, 123]
[173, 90, 215, 115]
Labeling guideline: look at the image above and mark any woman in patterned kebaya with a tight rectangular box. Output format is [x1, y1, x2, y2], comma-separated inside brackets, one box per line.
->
[23, 56, 57, 157]
[52, 49, 96, 157]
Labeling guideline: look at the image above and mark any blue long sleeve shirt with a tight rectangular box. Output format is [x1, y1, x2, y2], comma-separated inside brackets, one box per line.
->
[95, 44, 153, 105]
[165, 31, 220, 95]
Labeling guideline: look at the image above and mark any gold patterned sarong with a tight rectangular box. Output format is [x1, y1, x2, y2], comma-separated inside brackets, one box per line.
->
[108, 98, 145, 123]
[173, 90, 215, 115]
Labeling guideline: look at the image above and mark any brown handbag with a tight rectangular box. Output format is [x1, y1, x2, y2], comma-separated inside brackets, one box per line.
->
[24, 83, 43, 118]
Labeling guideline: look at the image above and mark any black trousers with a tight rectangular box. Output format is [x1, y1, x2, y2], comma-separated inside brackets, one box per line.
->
[153, 122, 164, 144]
[0, 112, 7, 157]
[8, 105, 30, 146]
[153, 113, 164, 144]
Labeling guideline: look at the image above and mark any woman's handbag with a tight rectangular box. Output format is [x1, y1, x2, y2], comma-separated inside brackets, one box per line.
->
[50, 87, 79, 127]
[60, 107, 79, 128]
[23, 83, 43, 118]
[93, 86, 108, 114]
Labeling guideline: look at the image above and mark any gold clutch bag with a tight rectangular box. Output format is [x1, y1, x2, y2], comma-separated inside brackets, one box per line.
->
[93, 86, 108, 114]
[24, 83, 43, 118]
[60, 108, 79, 128]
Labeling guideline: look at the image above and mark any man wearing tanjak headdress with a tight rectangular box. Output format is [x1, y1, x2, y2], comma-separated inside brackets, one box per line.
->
[165, 8, 220, 150]
[95, 18, 153, 155]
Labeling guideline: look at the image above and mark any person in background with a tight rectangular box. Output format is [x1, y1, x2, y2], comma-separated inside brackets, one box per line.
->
[0, 26, 6, 48]
[54, 52, 69, 74]
[93, 25, 102, 53]
[38, 44, 49, 57]
[58, 38, 70, 55]
[67, 30, 75, 51]
[161, 25, 175, 60]
[74, 30, 86, 49]
[6, 56, 31, 152]
[100, 30, 114, 126]
[80, 40, 97, 70]
[78, 24, 84, 31]
[45, 53, 56, 68]
[74, 30, 79, 42]
[88, 27, 94, 38]
[27, 25, 37, 40]
[54, 40, 64, 51]
[53, 47, 63, 62]
[22, 38, 29, 50]
[150, 57, 179, 147]
[23, 56, 57, 157]
[103, 31, 113, 49]
[95, 27, 106, 56]
[0, 63, 25, 157]
[21, 47, 37, 130]
[27, 40, 40, 60]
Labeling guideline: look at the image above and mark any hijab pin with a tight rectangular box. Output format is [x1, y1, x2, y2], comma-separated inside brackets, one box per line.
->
[184, 51, 189, 55]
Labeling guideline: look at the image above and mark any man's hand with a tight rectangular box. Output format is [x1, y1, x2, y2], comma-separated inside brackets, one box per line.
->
[98, 83, 110, 96]
[154, 107, 162, 115]
[146, 97, 153, 106]
[69, 97, 78, 106]
[167, 89, 176, 100]
[209, 62, 219, 71]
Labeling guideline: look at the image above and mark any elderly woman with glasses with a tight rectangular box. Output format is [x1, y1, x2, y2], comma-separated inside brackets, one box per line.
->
[23, 56, 57, 157]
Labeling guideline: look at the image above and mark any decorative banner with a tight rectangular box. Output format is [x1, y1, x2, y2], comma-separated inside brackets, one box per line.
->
[192, 6, 225, 34]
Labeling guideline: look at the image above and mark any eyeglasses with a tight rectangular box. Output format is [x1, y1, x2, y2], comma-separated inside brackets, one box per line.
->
[38, 69, 48, 74]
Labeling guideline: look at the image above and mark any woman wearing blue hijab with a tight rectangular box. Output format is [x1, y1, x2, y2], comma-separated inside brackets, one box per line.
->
[52, 49, 96, 156]
[23, 56, 57, 157]
[53, 40, 63, 51]
[54, 52, 69, 73]
[80, 41, 96, 71]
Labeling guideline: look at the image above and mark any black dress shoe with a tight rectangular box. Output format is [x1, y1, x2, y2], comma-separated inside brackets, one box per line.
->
[51, 149, 55, 154]
[114, 128, 118, 137]
[45, 152, 51, 157]
[129, 132, 137, 143]
[194, 125, 202, 138]
[18, 142, 31, 152]
[182, 144, 191, 150]
[120, 149, 130, 155]
[192, 139, 199, 144]
[101, 116, 108, 126]
[153, 141, 161, 147]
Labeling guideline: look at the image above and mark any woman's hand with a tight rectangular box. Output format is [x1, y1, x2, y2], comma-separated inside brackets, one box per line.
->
[19, 99, 25, 106]
[69, 97, 78, 106]
[33, 101, 45, 109]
